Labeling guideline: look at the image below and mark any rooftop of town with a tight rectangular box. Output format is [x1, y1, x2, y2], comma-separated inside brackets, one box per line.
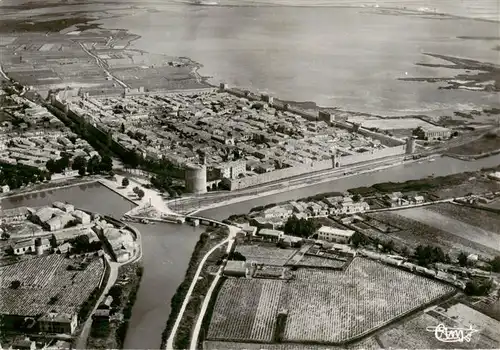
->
[70, 91, 384, 169]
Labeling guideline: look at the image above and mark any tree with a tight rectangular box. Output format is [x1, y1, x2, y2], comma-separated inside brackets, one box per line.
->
[86, 155, 101, 175]
[72, 155, 87, 172]
[120, 123, 125, 133]
[414, 245, 447, 266]
[122, 177, 130, 187]
[228, 252, 246, 261]
[381, 240, 395, 253]
[465, 279, 493, 296]
[284, 215, 320, 238]
[137, 189, 145, 199]
[133, 186, 140, 194]
[78, 167, 86, 176]
[10, 280, 21, 289]
[351, 231, 367, 248]
[490, 256, 500, 272]
[45, 159, 57, 173]
[458, 251, 468, 267]
[353, 193, 362, 202]
[99, 155, 113, 172]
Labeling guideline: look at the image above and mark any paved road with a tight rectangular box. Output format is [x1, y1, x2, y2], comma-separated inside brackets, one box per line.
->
[189, 236, 236, 350]
[166, 226, 239, 350]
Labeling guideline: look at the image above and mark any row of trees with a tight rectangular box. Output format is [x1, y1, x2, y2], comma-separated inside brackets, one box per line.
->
[121, 178, 145, 199]
[0, 163, 51, 190]
[45, 154, 112, 176]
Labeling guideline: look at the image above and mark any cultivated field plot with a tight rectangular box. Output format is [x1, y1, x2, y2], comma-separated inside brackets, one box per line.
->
[378, 304, 500, 349]
[366, 211, 498, 257]
[204, 336, 380, 350]
[0, 254, 104, 316]
[294, 255, 346, 269]
[281, 259, 453, 343]
[208, 258, 453, 344]
[208, 278, 283, 342]
[235, 244, 297, 266]
[428, 203, 500, 234]
[395, 206, 500, 254]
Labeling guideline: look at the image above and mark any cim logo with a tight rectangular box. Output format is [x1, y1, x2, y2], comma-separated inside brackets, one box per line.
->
[426, 324, 479, 343]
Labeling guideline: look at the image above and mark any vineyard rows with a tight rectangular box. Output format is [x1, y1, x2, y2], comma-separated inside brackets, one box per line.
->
[208, 258, 453, 343]
[283, 258, 453, 342]
[208, 279, 264, 341]
[249, 280, 283, 341]
[0, 255, 65, 289]
[0, 255, 104, 316]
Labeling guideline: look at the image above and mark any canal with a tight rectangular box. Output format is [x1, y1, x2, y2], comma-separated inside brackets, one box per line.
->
[1, 154, 499, 348]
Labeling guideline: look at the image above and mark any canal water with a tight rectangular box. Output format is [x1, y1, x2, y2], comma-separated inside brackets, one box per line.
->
[1, 154, 499, 348]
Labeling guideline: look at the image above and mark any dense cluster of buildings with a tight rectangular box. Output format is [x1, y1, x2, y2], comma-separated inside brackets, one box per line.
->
[67, 90, 384, 172]
[0, 91, 98, 171]
[0, 202, 136, 264]
[248, 195, 371, 229]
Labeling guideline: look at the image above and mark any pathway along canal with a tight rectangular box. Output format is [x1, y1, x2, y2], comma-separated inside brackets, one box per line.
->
[1, 154, 499, 348]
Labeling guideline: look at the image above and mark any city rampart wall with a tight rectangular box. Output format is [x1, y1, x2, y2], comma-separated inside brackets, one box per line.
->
[227, 145, 406, 190]
[341, 144, 406, 166]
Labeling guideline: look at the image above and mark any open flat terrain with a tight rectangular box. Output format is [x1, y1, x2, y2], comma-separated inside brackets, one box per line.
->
[208, 258, 453, 344]
[428, 203, 500, 234]
[235, 244, 298, 266]
[378, 303, 500, 349]
[366, 209, 499, 258]
[395, 206, 500, 253]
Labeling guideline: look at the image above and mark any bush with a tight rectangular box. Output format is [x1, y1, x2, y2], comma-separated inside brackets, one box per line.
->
[122, 177, 130, 187]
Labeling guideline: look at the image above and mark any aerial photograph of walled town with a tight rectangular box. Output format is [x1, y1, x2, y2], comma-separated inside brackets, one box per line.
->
[0, 0, 500, 349]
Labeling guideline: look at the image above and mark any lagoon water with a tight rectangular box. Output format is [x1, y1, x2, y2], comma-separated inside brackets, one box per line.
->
[92, 0, 500, 117]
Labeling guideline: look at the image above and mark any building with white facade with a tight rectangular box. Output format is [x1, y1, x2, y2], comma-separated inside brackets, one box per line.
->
[317, 226, 355, 244]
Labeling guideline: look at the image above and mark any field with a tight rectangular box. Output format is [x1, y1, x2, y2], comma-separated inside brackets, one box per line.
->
[235, 244, 298, 266]
[0, 254, 104, 316]
[294, 255, 346, 269]
[366, 211, 498, 258]
[378, 303, 500, 349]
[395, 206, 500, 255]
[448, 133, 500, 156]
[207, 258, 453, 344]
[428, 203, 500, 234]
[282, 259, 454, 343]
[204, 336, 380, 350]
[208, 278, 283, 342]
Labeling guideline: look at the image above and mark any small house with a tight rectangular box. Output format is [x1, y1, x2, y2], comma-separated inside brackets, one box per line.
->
[12, 240, 35, 255]
[467, 254, 479, 264]
[56, 242, 72, 254]
[223, 260, 249, 278]
[412, 195, 425, 204]
[317, 226, 355, 244]
[257, 228, 283, 242]
[0, 184, 10, 193]
[11, 339, 36, 350]
[38, 311, 78, 335]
